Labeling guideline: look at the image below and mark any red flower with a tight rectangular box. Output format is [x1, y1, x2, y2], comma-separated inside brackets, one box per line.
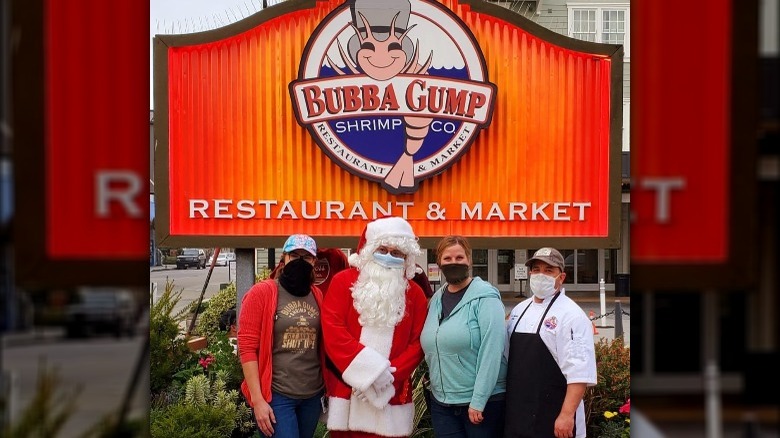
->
[199, 355, 215, 369]
[619, 398, 630, 415]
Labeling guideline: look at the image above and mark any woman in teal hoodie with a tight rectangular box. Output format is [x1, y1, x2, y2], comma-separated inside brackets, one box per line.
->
[421, 236, 508, 438]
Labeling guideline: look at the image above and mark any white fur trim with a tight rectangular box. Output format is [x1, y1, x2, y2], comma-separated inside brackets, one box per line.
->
[365, 217, 415, 244]
[342, 347, 391, 391]
[360, 325, 394, 358]
[327, 397, 351, 431]
[348, 252, 360, 267]
[327, 396, 414, 436]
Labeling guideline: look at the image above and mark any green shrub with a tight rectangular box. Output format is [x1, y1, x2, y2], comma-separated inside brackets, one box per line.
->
[256, 266, 271, 284]
[150, 280, 190, 395]
[195, 264, 271, 339]
[585, 337, 630, 437]
[194, 283, 237, 339]
[151, 402, 236, 438]
[151, 372, 253, 438]
[411, 362, 434, 438]
[3, 362, 81, 438]
[173, 332, 244, 391]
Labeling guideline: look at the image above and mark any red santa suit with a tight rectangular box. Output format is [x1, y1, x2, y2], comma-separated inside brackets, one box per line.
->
[323, 268, 427, 437]
[321, 216, 428, 438]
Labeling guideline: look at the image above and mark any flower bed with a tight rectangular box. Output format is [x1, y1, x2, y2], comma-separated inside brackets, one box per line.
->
[585, 337, 631, 437]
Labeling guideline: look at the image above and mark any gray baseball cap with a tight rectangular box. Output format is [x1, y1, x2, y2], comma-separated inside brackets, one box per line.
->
[525, 247, 565, 270]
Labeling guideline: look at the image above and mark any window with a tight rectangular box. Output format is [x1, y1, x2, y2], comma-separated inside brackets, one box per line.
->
[471, 249, 489, 280]
[568, 4, 630, 58]
[571, 9, 596, 42]
[497, 249, 515, 284]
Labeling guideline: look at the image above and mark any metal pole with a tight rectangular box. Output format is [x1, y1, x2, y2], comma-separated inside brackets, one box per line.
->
[704, 292, 722, 438]
[599, 278, 606, 327]
[150, 282, 158, 305]
[186, 248, 221, 337]
[705, 360, 722, 438]
[235, 248, 256, 325]
[614, 300, 623, 338]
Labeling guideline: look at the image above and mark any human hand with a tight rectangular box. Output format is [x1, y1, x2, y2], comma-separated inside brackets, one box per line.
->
[468, 407, 483, 425]
[253, 399, 276, 436]
[553, 413, 575, 438]
[373, 366, 396, 389]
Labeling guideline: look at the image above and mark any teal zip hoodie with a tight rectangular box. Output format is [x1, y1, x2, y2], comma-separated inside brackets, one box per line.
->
[420, 277, 508, 411]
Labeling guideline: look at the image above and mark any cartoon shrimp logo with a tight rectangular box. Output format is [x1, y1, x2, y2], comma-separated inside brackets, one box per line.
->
[290, 0, 496, 194]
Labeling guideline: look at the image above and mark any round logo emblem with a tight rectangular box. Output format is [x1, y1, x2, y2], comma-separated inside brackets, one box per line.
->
[290, 0, 496, 194]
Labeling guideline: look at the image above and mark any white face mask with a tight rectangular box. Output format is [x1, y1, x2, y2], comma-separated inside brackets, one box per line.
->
[529, 273, 560, 299]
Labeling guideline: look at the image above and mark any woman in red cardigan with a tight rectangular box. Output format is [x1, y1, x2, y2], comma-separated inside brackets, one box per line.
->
[238, 234, 325, 438]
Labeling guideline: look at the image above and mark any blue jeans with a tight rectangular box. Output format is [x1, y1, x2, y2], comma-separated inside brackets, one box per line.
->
[429, 398, 505, 438]
[260, 390, 323, 438]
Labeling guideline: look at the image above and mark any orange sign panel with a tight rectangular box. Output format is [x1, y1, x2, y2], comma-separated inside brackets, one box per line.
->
[154, 0, 622, 247]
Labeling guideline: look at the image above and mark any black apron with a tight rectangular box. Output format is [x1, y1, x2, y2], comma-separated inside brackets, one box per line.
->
[504, 292, 572, 438]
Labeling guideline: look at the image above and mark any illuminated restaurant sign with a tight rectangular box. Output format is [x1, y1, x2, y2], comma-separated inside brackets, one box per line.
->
[154, 0, 623, 248]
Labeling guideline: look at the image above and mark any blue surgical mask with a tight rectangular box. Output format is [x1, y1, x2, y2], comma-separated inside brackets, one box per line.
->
[373, 252, 406, 270]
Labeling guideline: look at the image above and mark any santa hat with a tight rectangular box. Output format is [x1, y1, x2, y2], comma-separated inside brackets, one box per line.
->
[349, 216, 421, 278]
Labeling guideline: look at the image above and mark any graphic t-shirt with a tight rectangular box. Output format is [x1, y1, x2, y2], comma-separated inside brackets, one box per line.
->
[271, 286, 324, 398]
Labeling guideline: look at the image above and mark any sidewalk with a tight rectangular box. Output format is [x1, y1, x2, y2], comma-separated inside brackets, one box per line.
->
[1, 327, 66, 347]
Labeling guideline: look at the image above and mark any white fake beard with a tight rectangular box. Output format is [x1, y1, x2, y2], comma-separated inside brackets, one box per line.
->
[351, 259, 408, 328]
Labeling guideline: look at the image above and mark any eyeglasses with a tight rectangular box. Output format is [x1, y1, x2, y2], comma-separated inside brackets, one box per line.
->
[288, 252, 316, 263]
[376, 246, 407, 259]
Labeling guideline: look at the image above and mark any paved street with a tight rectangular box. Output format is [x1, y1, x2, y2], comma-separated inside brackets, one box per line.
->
[2, 333, 148, 438]
[150, 264, 233, 315]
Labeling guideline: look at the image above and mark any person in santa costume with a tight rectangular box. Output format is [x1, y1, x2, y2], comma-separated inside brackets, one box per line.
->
[321, 216, 428, 438]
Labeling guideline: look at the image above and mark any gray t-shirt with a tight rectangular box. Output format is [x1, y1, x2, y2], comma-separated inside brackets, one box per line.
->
[440, 281, 471, 321]
[271, 286, 323, 398]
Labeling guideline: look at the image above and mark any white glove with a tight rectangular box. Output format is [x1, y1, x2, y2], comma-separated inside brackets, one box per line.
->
[355, 380, 396, 408]
[353, 388, 369, 402]
[373, 366, 396, 389]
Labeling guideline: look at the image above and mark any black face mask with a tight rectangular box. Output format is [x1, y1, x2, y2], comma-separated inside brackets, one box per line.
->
[440, 263, 470, 284]
[278, 258, 314, 297]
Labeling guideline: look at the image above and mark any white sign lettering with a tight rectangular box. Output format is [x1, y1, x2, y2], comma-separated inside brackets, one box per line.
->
[95, 170, 142, 218]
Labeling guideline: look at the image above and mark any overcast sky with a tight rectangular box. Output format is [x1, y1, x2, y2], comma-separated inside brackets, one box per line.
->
[150, 0, 286, 108]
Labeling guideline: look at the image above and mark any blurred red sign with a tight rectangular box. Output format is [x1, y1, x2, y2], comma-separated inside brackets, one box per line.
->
[44, 0, 148, 259]
[630, 0, 757, 288]
[12, 0, 149, 287]
[631, 0, 731, 263]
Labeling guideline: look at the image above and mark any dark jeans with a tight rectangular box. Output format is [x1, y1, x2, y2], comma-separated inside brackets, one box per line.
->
[258, 390, 323, 438]
[429, 398, 505, 438]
